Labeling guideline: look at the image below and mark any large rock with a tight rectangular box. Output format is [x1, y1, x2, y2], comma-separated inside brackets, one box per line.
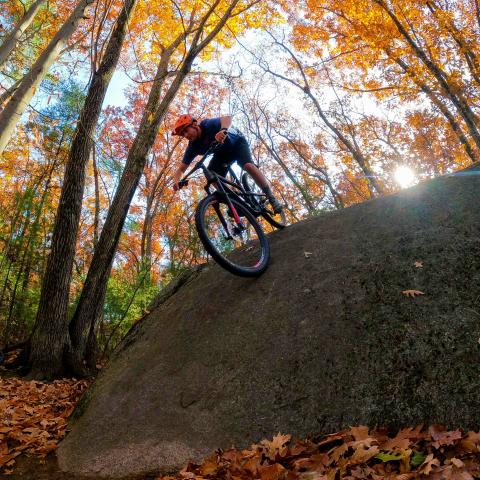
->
[58, 165, 480, 478]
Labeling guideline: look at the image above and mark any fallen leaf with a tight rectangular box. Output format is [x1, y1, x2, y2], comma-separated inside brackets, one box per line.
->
[261, 433, 291, 459]
[410, 451, 427, 467]
[402, 289, 425, 297]
[414, 261, 423, 268]
[0, 453, 20, 467]
[428, 425, 462, 449]
[460, 431, 480, 452]
[304, 252, 313, 258]
[350, 445, 380, 464]
[375, 450, 404, 462]
[351, 426, 369, 441]
[451, 458, 465, 468]
[244, 456, 262, 475]
[200, 458, 219, 476]
[259, 463, 287, 480]
[418, 453, 440, 474]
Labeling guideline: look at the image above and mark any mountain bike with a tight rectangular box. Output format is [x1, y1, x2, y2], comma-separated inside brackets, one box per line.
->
[178, 142, 287, 277]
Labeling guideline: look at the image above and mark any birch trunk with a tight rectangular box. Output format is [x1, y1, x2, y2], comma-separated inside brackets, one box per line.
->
[0, 0, 94, 156]
[0, 0, 46, 69]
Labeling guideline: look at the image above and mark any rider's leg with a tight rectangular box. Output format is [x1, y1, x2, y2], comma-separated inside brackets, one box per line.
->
[244, 163, 283, 213]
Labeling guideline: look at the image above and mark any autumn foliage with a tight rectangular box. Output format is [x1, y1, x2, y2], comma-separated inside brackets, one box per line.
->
[168, 427, 480, 480]
[2, 369, 480, 479]
[0, 376, 88, 474]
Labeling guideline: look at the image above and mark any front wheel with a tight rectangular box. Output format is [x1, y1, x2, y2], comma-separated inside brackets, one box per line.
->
[195, 194, 270, 277]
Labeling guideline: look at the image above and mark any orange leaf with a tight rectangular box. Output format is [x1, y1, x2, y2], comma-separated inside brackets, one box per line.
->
[259, 463, 287, 480]
[244, 456, 262, 475]
[351, 426, 369, 441]
[402, 290, 425, 297]
[199, 458, 219, 476]
[0, 452, 20, 467]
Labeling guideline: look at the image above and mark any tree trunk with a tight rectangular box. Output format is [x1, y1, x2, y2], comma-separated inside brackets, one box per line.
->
[141, 197, 154, 278]
[3, 149, 60, 346]
[92, 146, 100, 247]
[28, 0, 138, 380]
[0, 0, 46, 69]
[0, 77, 21, 108]
[0, 0, 94, 156]
[280, 134, 345, 209]
[68, 0, 243, 376]
[68, 48, 190, 376]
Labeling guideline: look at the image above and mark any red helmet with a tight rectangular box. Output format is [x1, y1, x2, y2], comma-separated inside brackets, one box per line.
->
[172, 114, 196, 136]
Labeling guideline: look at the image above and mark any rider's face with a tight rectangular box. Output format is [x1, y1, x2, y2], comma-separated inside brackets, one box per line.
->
[182, 125, 200, 141]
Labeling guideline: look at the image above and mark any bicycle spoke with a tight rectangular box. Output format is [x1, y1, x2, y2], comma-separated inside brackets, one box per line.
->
[201, 198, 267, 269]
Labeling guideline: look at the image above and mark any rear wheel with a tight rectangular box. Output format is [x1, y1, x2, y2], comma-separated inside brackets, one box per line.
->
[241, 172, 287, 230]
[195, 194, 270, 277]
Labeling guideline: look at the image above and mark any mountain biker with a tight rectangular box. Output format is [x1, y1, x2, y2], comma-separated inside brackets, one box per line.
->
[171, 114, 283, 213]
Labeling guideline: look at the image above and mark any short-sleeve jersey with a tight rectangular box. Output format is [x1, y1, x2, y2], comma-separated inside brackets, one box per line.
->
[181, 118, 243, 165]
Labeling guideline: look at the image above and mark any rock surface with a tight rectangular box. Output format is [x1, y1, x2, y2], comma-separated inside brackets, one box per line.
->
[58, 165, 480, 478]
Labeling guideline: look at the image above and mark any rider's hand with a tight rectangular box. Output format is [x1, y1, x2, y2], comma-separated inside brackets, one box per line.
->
[215, 128, 228, 143]
[172, 172, 182, 192]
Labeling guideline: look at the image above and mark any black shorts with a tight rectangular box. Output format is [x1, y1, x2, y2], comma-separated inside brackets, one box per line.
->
[208, 135, 253, 177]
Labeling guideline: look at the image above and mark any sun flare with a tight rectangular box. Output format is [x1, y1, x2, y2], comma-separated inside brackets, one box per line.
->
[394, 166, 417, 189]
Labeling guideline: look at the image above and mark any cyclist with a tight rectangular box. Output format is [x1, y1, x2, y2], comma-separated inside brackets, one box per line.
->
[171, 114, 283, 213]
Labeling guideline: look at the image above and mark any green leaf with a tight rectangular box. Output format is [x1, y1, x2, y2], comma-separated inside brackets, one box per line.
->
[411, 451, 427, 467]
[375, 451, 404, 462]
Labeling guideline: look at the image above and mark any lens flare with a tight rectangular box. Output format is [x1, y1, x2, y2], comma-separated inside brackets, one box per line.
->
[394, 166, 416, 189]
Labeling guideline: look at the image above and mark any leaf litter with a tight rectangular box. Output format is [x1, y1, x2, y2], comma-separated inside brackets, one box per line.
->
[162, 428, 480, 480]
[0, 376, 89, 474]
[1, 377, 480, 479]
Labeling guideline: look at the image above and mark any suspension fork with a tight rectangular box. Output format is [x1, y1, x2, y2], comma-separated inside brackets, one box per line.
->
[212, 199, 233, 240]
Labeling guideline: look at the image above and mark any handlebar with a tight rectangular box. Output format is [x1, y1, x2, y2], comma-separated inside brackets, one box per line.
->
[178, 139, 224, 187]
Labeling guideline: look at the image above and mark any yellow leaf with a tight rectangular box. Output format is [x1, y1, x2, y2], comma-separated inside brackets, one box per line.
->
[200, 458, 219, 476]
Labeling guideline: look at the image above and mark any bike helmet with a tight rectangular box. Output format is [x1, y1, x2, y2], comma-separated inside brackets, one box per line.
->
[172, 114, 196, 136]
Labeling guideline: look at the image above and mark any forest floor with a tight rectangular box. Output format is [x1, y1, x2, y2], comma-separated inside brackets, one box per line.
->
[2, 350, 480, 479]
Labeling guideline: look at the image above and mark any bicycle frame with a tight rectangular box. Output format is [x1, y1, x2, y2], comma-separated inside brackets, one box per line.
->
[180, 145, 265, 220]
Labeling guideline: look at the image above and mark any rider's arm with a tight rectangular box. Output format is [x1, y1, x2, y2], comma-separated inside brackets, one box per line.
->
[219, 115, 232, 130]
[173, 143, 197, 191]
[216, 116, 232, 143]
[172, 162, 189, 191]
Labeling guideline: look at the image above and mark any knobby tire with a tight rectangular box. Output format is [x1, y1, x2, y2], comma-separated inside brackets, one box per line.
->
[195, 194, 270, 277]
